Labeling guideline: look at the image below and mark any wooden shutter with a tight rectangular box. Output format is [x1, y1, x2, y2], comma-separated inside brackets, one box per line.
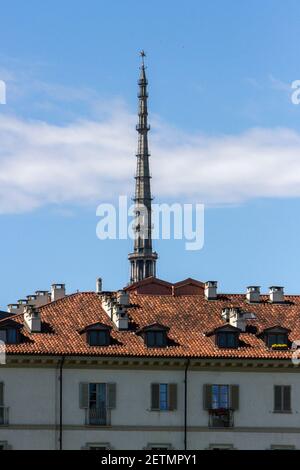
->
[107, 383, 116, 409]
[168, 384, 177, 411]
[230, 385, 239, 410]
[0, 382, 3, 406]
[283, 386, 291, 411]
[274, 385, 282, 411]
[151, 383, 160, 410]
[79, 383, 89, 409]
[203, 384, 212, 410]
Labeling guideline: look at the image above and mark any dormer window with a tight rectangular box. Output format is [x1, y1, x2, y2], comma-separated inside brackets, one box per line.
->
[146, 330, 167, 347]
[263, 326, 290, 350]
[0, 319, 22, 344]
[206, 324, 240, 349]
[217, 332, 238, 348]
[137, 323, 169, 348]
[0, 328, 18, 344]
[80, 323, 112, 347]
[88, 330, 110, 346]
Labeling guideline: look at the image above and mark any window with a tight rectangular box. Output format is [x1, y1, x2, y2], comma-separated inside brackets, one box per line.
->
[267, 333, 288, 348]
[209, 444, 234, 450]
[79, 382, 116, 426]
[151, 383, 177, 411]
[88, 330, 109, 346]
[204, 384, 238, 428]
[0, 441, 8, 450]
[146, 330, 166, 347]
[270, 445, 295, 450]
[212, 385, 229, 409]
[217, 332, 238, 349]
[274, 385, 291, 413]
[88, 443, 110, 450]
[0, 328, 17, 344]
[147, 444, 172, 450]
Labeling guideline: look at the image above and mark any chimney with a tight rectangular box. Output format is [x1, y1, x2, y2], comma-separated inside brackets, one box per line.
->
[222, 307, 246, 332]
[51, 284, 65, 302]
[96, 278, 102, 294]
[205, 281, 218, 300]
[269, 286, 284, 303]
[101, 291, 129, 330]
[35, 291, 50, 307]
[24, 305, 41, 333]
[26, 295, 37, 306]
[246, 286, 260, 303]
[7, 304, 20, 314]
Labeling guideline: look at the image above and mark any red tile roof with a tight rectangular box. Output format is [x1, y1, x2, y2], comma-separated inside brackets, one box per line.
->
[1, 278, 300, 360]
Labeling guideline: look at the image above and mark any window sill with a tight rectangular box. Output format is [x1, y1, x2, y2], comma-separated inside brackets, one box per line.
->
[273, 410, 292, 414]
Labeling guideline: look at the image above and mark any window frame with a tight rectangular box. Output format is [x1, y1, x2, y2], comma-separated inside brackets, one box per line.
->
[88, 329, 110, 347]
[0, 328, 18, 344]
[274, 385, 292, 413]
[146, 330, 167, 348]
[216, 332, 238, 349]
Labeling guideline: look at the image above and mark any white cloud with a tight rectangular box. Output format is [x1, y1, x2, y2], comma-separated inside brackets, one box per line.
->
[1, 107, 300, 213]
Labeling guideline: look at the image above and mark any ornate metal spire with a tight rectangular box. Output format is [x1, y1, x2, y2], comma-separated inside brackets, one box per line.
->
[128, 52, 158, 283]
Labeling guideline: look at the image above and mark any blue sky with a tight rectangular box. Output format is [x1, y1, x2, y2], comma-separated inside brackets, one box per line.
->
[0, 0, 300, 308]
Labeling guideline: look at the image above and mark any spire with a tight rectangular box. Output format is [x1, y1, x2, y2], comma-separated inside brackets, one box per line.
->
[128, 51, 158, 283]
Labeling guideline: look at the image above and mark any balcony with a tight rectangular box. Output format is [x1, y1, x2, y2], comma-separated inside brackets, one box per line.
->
[0, 406, 9, 426]
[85, 406, 108, 426]
[208, 408, 234, 428]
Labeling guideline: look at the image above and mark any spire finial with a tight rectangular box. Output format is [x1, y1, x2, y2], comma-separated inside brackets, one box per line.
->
[140, 50, 146, 66]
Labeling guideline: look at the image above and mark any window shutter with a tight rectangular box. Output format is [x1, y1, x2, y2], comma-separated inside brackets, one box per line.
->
[230, 385, 239, 410]
[151, 383, 160, 410]
[0, 382, 3, 406]
[274, 385, 282, 411]
[283, 386, 291, 411]
[203, 384, 212, 410]
[107, 383, 116, 409]
[79, 383, 89, 409]
[168, 384, 177, 411]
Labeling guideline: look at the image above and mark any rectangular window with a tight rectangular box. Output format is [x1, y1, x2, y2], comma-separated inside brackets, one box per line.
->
[146, 331, 166, 347]
[267, 333, 288, 348]
[89, 383, 107, 425]
[151, 383, 177, 411]
[212, 385, 229, 409]
[274, 385, 291, 412]
[88, 330, 109, 346]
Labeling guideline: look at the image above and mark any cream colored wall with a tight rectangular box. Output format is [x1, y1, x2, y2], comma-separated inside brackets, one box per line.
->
[0, 364, 300, 449]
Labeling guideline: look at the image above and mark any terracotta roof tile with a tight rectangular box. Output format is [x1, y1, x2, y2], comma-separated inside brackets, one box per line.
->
[1, 279, 300, 360]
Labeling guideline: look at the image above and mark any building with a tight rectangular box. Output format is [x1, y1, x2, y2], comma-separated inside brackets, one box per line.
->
[0, 54, 299, 450]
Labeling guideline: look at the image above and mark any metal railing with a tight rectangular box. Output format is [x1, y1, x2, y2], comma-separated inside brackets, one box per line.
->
[85, 406, 108, 426]
[208, 408, 234, 428]
[0, 406, 9, 426]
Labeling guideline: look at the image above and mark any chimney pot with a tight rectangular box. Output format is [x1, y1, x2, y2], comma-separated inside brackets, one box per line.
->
[205, 281, 218, 300]
[246, 286, 260, 303]
[269, 286, 284, 303]
[96, 278, 102, 294]
[51, 284, 66, 302]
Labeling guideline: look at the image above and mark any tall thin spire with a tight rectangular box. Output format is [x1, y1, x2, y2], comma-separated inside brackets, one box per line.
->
[128, 51, 158, 283]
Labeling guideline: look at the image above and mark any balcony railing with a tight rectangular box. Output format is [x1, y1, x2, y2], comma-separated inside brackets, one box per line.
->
[85, 406, 108, 426]
[0, 406, 9, 426]
[208, 408, 234, 428]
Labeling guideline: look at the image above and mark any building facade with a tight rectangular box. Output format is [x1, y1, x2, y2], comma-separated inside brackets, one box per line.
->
[0, 55, 299, 450]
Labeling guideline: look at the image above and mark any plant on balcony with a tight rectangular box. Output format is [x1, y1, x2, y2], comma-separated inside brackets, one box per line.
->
[271, 344, 288, 350]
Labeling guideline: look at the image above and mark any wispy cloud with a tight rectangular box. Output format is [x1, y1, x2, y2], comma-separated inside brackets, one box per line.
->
[0, 65, 299, 213]
[0, 108, 300, 213]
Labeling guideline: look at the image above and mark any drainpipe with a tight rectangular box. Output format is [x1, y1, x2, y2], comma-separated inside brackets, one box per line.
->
[184, 359, 190, 451]
[59, 356, 65, 450]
